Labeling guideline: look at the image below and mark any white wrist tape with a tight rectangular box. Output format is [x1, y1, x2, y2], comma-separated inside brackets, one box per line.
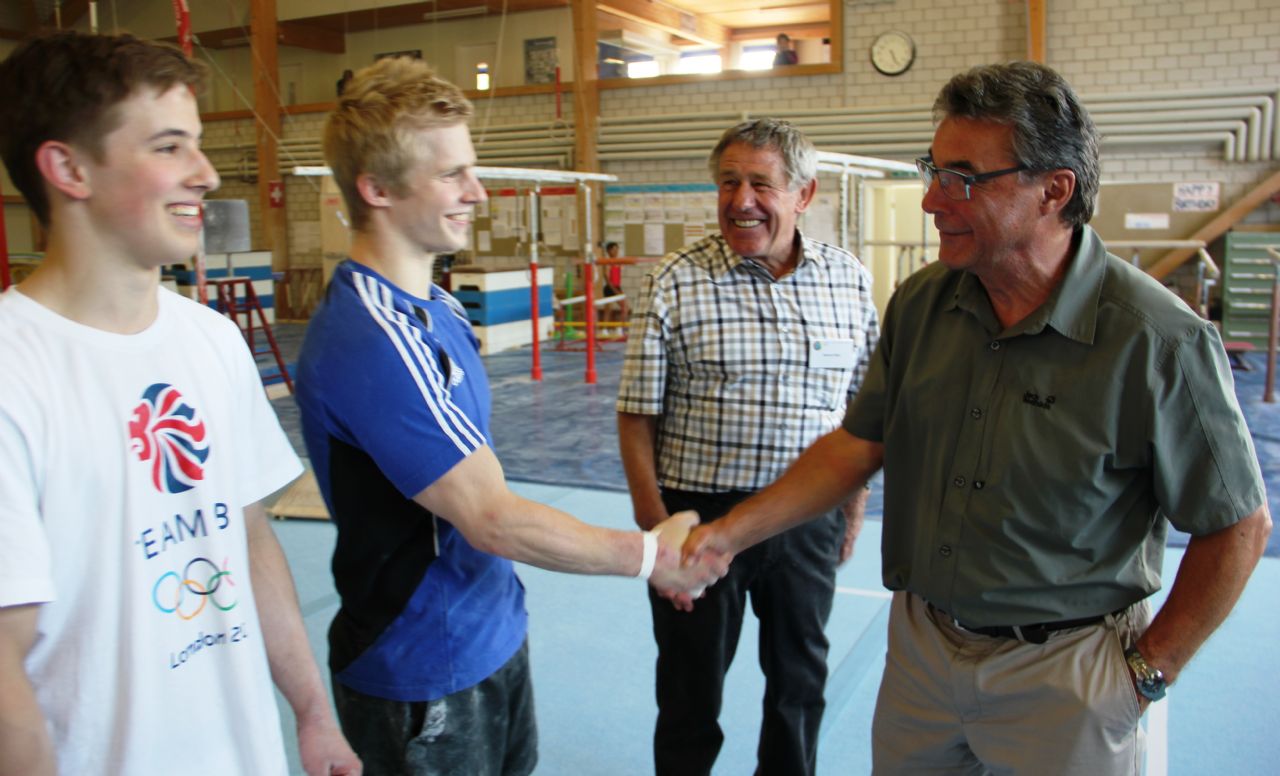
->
[637, 529, 659, 580]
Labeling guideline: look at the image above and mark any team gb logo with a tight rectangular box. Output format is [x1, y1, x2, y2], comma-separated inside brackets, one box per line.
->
[128, 383, 211, 494]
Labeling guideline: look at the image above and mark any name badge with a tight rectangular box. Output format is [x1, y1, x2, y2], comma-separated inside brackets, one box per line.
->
[808, 338, 857, 369]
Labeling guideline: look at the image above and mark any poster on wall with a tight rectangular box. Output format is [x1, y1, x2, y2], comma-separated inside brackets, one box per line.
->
[1172, 181, 1220, 212]
[524, 37, 558, 84]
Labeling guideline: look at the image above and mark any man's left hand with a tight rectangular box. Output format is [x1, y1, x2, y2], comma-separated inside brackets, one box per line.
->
[298, 715, 362, 776]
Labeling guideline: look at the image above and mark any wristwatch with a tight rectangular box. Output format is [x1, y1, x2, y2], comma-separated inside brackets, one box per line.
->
[1124, 647, 1167, 701]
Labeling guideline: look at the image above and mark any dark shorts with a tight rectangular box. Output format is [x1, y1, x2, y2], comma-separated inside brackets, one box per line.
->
[332, 639, 538, 776]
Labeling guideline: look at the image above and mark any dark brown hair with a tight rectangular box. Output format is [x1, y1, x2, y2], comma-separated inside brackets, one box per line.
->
[0, 31, 206, 225]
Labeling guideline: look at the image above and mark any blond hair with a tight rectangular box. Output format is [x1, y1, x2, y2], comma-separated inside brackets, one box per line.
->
[323, 57, 473, 231]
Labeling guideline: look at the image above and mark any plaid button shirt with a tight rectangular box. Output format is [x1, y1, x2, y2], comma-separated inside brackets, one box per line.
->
[617, 233, 880, 492]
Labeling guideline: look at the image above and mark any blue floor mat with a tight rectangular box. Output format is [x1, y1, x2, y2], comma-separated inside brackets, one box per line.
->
[483, 346, 1279, 557]
[268, 324, 1278, 556]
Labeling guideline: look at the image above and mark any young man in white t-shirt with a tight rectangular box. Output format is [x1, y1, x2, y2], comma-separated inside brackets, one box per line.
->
[0, 32, 360, 776]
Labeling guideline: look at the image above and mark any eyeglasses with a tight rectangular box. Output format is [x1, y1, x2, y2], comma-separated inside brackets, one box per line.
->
[915, 157, 1028, 200]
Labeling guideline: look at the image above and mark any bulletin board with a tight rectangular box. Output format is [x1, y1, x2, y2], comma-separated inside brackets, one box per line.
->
[1093, 180, 1222, 266]
[604, 184, 719, 258]
[469, 185, 581, 261]
[800, 188, 843, 248]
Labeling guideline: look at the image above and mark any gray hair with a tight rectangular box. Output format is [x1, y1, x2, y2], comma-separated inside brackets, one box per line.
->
[933, 61, 1100, 227]
[707, 118, 817, 190]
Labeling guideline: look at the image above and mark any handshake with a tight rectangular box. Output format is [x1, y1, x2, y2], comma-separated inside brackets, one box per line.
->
[644, 511, 732, 613]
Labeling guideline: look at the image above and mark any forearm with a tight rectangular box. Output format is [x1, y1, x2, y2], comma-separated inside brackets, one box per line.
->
[0, 606, 54, 776]
[617, 412, 667, 528]
[419, 445, 645, 576]
[0, 674, 53, 776]
[247, 506, 362, 775]
[719, 428, 882, 554]
[478, 490, 644, 576]
[1138, 505, 1272, 683]
[244, 505, 338, 724]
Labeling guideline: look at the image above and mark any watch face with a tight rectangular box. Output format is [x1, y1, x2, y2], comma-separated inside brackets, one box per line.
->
[871, 31, 915, 76]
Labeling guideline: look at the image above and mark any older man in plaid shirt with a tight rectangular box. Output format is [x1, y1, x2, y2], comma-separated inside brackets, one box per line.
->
[616, 118, 880, 776]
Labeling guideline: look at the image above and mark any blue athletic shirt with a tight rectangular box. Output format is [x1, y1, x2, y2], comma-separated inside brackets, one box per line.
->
[296, 260, 527, 701]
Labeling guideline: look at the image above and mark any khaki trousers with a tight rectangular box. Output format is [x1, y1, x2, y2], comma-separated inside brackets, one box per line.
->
[871, 592, 1150, 776]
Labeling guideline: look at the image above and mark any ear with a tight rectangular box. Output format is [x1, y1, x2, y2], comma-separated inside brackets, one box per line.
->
[793, 178, 818, 213]
[1040, 169, 1076, 218]
[355, 172, 394, 210]
[34, 140, 92, 202]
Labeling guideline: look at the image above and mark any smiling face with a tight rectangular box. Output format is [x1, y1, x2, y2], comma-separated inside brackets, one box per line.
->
[715, 141, 815, 272]
[921, 116, 1044, 276]
[385, 122, 487, 255]
[78, 84, 219, 270]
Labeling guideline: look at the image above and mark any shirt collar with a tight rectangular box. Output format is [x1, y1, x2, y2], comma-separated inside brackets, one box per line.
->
[945, 225, 1105, 344]
[1040, 225, 1105, 345]
[710, 231, 824, 280]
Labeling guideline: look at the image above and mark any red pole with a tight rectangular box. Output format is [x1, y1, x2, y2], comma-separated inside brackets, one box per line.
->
[529, 257, 540, 381]
[172, 0, 193, 56]
[583, 258, 597, 384]
[529, 188, 542, 381]
[554, 66, 562, 119]
[0, 179, 10, 291]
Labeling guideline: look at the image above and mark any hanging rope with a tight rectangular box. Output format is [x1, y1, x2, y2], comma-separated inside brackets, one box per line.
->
[476, 0, 511, 147]
[193, 0, 320, 192]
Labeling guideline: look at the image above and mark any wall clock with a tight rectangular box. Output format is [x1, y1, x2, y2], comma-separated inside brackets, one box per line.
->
[870, 31, 915, 76]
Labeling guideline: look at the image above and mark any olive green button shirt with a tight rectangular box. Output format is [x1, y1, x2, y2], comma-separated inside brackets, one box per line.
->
[844, 226, 1266, 627]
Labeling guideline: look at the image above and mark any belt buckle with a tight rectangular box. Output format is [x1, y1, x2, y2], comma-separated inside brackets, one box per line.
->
[1011, 624, 1049, 645]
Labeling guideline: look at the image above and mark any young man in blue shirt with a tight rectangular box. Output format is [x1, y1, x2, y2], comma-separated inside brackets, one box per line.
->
[298, 57, 728, 775]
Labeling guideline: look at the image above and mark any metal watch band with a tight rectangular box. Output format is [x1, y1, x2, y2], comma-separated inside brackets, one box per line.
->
[1125, 646, 1168, 702]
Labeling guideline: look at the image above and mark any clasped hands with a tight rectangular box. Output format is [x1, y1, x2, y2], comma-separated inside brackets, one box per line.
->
[646, 511, 732, 612]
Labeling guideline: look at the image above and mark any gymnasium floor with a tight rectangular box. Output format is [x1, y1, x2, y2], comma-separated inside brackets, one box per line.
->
[266, 329, 1279, 775]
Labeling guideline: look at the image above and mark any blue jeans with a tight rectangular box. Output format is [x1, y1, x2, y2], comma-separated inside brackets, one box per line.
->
[332, 639, 538, 776]
[650, 489, 841, 776]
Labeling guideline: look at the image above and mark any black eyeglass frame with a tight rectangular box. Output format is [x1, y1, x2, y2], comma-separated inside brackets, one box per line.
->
[915, 156, 1029, 200]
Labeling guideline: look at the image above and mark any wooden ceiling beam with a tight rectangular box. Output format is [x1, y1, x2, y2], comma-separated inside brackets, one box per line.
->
[277, 20, 345, 53]
[185, 21, 344, 53]
[729, 22, 829, 42]
[297, 1, 566, 35]
[598, 0, 727, 48]
[1027, 0, 1046, 62]
[58, 0, 90, 28]
[20, 0, 41, 31]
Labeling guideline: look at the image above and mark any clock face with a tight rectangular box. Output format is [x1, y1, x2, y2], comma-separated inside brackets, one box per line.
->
[871, 31, 915, 76]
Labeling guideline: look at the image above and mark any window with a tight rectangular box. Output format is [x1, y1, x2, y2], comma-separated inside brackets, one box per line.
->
[674, 51, 722, 75]
[627, 57, 659, 79]
[739, 45, 775, 72]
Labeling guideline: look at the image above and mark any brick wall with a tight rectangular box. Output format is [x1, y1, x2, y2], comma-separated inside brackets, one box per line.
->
[187, 0, 1280, 287]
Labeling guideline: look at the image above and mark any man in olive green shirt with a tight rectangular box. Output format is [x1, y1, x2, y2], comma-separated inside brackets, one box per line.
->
[686, 62, 1271, 774]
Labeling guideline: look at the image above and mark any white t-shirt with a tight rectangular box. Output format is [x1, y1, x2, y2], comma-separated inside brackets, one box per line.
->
[0, 286, 304, 775]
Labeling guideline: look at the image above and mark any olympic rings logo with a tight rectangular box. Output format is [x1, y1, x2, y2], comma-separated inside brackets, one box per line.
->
[152, 557, 238, 620]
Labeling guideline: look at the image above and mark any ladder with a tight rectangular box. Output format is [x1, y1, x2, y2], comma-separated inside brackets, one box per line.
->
[210, 277, 295, 394]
